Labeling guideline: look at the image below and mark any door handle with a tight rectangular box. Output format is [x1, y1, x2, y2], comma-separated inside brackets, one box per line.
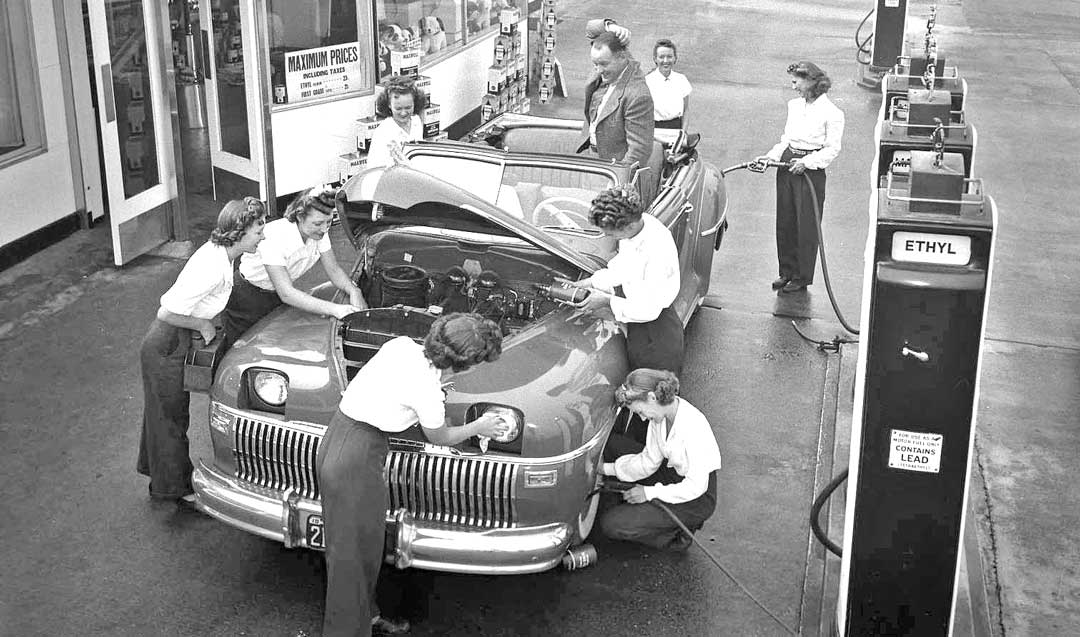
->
[101, 63, 116, 123]
[201, 29, 212, 80]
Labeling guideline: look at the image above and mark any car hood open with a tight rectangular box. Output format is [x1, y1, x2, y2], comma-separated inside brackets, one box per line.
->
[337, 160, 601, 274]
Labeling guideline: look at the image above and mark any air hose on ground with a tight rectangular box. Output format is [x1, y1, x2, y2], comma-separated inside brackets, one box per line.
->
[594, 479, 796, 635]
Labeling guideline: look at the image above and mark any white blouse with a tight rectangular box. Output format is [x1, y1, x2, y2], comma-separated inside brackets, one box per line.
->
[603, 398, 722, 504]
[159, 242, 234, 320]
[366, 115, 423, 168]
[238, 217, 331, 291]
[766, 94, 845, 170]
[645, 69, 692, 121]
[589, 213, 680, 324]
[338, 336, 446, 432]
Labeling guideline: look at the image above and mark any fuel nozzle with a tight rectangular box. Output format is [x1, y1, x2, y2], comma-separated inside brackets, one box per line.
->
[535, 280, 590, 304]
[748, 158, 788, 173]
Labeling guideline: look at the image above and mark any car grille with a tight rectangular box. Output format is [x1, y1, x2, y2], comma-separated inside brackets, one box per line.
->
[233, 416, 519, 528]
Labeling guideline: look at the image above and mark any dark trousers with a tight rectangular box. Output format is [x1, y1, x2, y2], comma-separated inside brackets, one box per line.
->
[775, 147, 827, 284]
[136, 319, 194, 499]
[221, 272, 282, 349]
[627, 305, 684, 376]
[316, 410, 389, 637]
[655, 117, 683, 130]
[599, 433, 717, 549]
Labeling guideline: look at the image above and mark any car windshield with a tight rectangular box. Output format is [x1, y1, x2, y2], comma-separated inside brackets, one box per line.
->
[406, 154, 614, 235]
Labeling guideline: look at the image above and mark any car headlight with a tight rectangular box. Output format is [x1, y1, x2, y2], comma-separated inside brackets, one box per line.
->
[466, 403, 524, 453]
[483, 405, 522, 443]
[252, 370, 288, 406]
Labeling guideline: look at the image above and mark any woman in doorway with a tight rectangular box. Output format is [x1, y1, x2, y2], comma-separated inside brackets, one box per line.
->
[600, 368, 722, 551]
[317, 313, 509, 636]
[756, 61, 844, 294]
[137, 198, 266, 504]
[645, 39, 692, 139]
[367, 75, 427, 168]
[221, 186, 366, 348]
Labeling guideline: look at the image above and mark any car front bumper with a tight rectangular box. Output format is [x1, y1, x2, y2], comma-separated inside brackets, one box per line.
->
[192, 460, 572, 575]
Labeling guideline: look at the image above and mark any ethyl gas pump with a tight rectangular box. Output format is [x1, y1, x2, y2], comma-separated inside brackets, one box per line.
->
[836, 128, 997, 633]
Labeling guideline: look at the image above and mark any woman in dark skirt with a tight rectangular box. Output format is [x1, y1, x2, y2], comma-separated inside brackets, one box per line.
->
[137, 198, 266, 503]
[317, 313, 508, 637]
[599, 368, 723, 551]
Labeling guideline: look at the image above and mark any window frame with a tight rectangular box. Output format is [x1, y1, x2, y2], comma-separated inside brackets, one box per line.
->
[0, 0, 47, 169]
[266, 0, 377, 112]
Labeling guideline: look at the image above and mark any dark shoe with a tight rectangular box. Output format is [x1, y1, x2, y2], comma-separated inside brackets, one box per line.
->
[667, 532, 694, 552]
[771, 276, 791, 290]
[372, 615, 411, 635]
[780, 280, 809, 293]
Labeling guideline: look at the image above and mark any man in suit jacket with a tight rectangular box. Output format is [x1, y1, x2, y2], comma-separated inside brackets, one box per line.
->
[578, 31, 654, 169]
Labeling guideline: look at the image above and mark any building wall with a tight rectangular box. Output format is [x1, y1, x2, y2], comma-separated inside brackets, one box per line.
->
[0, 0, 78, 250]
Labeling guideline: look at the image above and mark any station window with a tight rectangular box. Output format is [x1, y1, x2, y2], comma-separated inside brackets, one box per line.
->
[0, 0, 45, 167]
[266, 0, 375, 107]
[375, 0, 524, 79]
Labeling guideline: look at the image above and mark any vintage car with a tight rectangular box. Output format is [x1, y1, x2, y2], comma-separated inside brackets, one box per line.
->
[191, 114, 728, 574]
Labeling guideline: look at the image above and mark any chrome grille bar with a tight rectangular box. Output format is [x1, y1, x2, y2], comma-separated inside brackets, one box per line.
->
[233, 418, 518, 528]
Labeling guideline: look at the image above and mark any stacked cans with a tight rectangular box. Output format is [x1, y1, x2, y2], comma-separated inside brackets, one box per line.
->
[537, 0, 557, 104]
[482, 5, 528, 122]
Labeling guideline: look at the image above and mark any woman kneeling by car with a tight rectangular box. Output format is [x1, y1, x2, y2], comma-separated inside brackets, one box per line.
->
[317, 313, 510, 636]
[600, 368, 722, 551]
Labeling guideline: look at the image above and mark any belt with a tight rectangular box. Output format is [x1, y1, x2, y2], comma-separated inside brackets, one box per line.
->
[238, 271, 279, 295]
[788, 146, 821, 156]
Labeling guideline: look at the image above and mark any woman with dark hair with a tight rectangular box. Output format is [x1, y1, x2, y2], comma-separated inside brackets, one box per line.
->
[570, 186, 683, 375]
[367, 76, 428, 168]
[645, 38, 692, 140]
[317, 312, 508, 636]
[757, 61, 845, 294]
[221, 185, 365, 348]
[599, 368, 722, 551]
[138, 198, 266, 504]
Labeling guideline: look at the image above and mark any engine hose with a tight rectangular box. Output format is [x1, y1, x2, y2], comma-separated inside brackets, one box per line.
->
[649, 500, 796, 635]
[809, 469, 848, 557]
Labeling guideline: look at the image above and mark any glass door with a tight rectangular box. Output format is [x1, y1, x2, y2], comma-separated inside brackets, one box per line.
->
[87, 0, 183, 266]
[199, 0, 267, 199]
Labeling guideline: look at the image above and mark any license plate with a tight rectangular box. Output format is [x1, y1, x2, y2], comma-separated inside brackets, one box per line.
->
[306, 514, 325, 549]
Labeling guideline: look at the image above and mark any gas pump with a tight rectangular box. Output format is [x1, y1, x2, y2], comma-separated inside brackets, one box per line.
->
[874, 69, 977, 187]
[856, 0, 908, 88]
[836, 134, 997, 634]
[883, 7, 968, 115]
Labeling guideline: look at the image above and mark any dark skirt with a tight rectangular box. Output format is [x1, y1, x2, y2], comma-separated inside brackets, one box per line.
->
[775, 146, 827, 284]
[136, 319, 194, 499]
[316, 409, 389, 637]
[626, 304, 684, 376]
[221, 271, 283, 348]
[655, 117, 683, 130]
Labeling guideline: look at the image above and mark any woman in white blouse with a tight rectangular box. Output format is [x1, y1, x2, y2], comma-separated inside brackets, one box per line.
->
[137, 198, 266, 504]
[366, 76, 426, 169]
[757, 61, 845, 294]
[221, 186, 366, 348]
[317, 313, 510, 637]
[645, 38, 692, 140]
[600, 368, 722, 551]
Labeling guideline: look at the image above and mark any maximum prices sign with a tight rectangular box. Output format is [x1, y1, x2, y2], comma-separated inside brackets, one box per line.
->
[284, 42, 362, 104]
[888, 429, 943, 473]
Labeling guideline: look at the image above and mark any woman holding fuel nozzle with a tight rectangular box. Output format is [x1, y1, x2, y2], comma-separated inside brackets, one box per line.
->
[600, 368, 722, 551]
[316, 312, 510, 637]
[137, 198, 266, 505]
[221, 185, 366, 348]
[756, 61, 844, 294]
